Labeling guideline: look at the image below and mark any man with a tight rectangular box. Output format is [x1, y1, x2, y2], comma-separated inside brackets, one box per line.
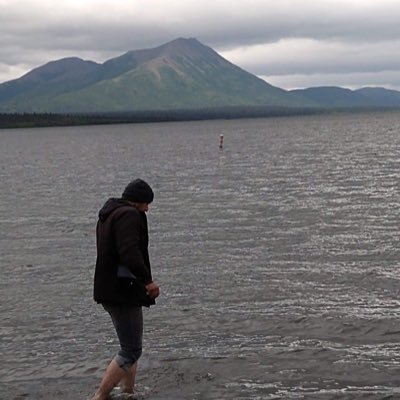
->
[91, 178, 160, 400]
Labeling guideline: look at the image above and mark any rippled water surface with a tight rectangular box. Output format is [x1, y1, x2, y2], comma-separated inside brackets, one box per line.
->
[2, 112, 400, 399]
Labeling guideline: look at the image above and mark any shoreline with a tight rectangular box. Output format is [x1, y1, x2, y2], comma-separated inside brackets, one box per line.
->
[1, 107, 399, 129]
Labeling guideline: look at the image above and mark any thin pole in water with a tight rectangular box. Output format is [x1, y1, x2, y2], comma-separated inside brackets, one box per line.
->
[219, 134, 224, 150]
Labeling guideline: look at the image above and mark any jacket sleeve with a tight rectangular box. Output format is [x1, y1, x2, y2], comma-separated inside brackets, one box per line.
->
[113, 208, 153, 284]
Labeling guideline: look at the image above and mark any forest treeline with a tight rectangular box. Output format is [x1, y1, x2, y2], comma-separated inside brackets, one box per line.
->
[0, 107, 327, 129]
[1, 106, 397, 129]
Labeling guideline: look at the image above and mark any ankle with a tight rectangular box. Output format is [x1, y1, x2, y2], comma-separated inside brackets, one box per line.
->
[90, 391, 110, 400]
[121, 386, 134, 394]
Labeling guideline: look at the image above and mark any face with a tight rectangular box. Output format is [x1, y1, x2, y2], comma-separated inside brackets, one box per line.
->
[135, 203, 149, 212]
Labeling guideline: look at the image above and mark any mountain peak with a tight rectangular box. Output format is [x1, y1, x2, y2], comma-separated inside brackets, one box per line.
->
[159, 37, 219, 59]
[20, 57, 99, 83]
[0, 38, 319, 112]
[165, 37, 200, 46]
[163, 37, 203, 49]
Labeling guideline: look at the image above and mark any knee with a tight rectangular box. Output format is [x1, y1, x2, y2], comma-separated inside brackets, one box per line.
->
[129, 346, 142, 362]
[116, 346, 142, 371]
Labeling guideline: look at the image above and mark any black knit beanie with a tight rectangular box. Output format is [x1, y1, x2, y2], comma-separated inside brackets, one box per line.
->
[122, 179, 154, 203]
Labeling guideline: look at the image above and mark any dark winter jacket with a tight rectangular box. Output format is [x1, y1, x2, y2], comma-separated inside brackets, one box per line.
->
[93, 198, 155, 306]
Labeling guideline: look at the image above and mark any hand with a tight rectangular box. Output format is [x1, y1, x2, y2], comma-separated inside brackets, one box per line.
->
[145, 281, 160, 299]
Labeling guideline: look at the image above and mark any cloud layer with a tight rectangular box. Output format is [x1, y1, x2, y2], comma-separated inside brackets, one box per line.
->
[1, 0, 400, 89]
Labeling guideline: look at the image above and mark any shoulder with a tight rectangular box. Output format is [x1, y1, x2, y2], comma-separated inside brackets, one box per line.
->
[111, 206, 142, 228]
[113, 205, 140, 219]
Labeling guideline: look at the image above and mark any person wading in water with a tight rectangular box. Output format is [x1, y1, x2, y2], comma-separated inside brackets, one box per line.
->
[91, 179, 160, 400]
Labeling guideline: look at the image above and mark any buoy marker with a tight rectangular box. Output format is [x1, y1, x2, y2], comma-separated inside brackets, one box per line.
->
[219, 134, 224, 149]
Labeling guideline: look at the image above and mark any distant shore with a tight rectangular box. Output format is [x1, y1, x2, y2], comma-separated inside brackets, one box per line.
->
[1, 107, 400, 129]
[0, 107, 323, 129]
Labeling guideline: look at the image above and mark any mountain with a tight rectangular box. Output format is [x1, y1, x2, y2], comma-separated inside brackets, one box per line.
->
[0, 38, 315, 113]
[291, 86, 400, 108]
[355, 87, 400, 107]
[3, 38, 400, 114]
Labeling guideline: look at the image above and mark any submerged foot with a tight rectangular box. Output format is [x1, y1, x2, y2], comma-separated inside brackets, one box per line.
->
[113, 385, 134, 395]
[90, 393, 112, 400]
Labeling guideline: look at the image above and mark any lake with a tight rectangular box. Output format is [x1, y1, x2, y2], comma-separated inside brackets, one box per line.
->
[1, 112, 400, 399]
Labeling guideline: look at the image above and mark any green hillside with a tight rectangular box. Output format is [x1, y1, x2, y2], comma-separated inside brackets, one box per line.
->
[0, 38, 315, 113]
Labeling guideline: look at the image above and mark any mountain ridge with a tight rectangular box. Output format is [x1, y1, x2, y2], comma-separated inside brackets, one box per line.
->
[1, 38, 400, 113]
[0, 38, 316, 112]
[291, 86, 400, 108]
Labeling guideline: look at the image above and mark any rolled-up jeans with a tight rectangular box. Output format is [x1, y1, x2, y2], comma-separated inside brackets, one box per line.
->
[103, 304, 143, 371]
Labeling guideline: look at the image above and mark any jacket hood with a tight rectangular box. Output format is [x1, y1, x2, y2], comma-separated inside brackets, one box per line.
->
[98, 198, 131, 222]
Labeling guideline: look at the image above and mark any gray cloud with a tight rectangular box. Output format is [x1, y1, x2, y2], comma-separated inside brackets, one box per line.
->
[221, 39, 400, 74]
[1, 0, 400, 89]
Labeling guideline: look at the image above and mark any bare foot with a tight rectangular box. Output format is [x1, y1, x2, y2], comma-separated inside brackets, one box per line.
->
[122, 386, 134, 394]
[90, 393, 111, 400]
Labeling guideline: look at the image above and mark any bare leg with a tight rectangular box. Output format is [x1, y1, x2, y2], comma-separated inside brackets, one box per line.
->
[120, 362, 138, 393]
[91, 359, 126, 400]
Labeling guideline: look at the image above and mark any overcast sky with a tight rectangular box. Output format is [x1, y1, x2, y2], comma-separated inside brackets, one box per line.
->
[1, 0, 400, 90]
